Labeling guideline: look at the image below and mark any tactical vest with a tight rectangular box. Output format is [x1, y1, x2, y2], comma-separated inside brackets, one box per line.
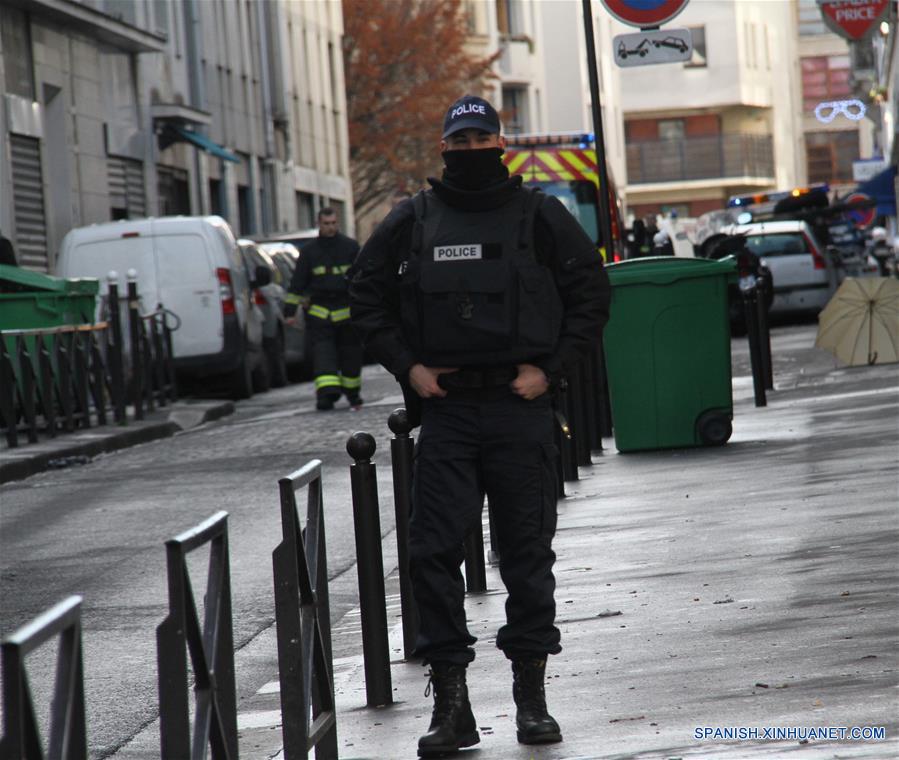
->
[400, 188, 563, 367]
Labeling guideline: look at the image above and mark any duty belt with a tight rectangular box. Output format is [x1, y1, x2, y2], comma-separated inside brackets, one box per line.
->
[438, 367, 518, 390]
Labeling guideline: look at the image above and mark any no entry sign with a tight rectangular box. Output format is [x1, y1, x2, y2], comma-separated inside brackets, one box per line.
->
[601, 0, 690, 28]
[817, 0, 891, 40]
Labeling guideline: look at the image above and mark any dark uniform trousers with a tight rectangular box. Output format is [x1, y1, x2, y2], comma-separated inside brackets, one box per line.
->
[409, 389, 562, 665]
[307, 308, 363, 401]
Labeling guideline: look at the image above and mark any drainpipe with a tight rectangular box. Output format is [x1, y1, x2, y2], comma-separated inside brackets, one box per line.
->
[256, 0, 277, 233]
[183, 0, 211, 215]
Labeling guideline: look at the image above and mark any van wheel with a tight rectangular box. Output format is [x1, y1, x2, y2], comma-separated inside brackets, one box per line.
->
[267, 334, 288, 388]
[229, 356, 254, 400]
[697, 411, 732, 446]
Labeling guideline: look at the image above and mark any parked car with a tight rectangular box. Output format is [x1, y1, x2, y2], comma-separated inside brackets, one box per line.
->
[257, 241, 309, 378]
[56, 216, 269, 399]
[725, 220, 836, 317]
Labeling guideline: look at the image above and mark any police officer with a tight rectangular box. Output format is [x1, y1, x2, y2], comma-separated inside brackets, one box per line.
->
[350, 95, 610, 757]
[285, 207, 363, 410]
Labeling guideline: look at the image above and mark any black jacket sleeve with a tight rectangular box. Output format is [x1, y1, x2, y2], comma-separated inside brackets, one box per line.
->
[531, 194, 611, 383]
[349, 201, 418, 378]
[284, 244, 313, 318]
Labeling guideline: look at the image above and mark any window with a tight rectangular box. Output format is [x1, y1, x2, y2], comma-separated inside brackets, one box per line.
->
[745, 233, 810, 258]
[502, 86, 528, 134]
[806, 131, 859, 184]
[685, 26, 707, 68]
[210, 179, 223, 216]
[152, 0, 169, 36]
[1, 6, 35, 100]
[296, 191, 315, 228]
[801, 56, 852, 113]
[496, 0, 521, 36]
[798, 0, 828, 35]
[658, 119, 685, 142]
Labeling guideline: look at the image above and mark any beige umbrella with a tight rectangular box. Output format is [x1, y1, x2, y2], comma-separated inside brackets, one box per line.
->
[815, 277, 899, 366]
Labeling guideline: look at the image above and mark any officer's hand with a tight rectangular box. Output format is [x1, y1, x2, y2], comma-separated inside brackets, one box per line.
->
[409, 363, 457, 398]
[512, 364, 549, 400]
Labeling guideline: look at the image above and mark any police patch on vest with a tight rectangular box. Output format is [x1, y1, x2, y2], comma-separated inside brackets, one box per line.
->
[434, 244, 482, 261]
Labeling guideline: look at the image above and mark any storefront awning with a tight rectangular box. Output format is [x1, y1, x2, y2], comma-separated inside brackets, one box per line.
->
[170, 126, 240, 163]
[854, 164, 897, 217]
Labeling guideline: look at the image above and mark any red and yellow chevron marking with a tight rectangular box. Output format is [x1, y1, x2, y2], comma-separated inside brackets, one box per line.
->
[504, 148, 598, 184]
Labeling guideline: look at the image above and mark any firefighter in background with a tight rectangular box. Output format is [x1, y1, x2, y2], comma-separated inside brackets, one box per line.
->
[285, 207, 363, 410]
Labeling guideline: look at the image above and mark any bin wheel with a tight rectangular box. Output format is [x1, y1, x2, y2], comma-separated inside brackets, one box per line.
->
[697, 411, 732, 446]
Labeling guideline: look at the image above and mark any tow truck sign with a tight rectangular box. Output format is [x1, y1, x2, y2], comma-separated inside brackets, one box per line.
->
[614, 28, 693, 67]
[817, 0, 890, 40]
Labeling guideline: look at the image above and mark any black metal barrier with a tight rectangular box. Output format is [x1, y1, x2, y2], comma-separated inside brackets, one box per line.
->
[272, 459, 338, 759]
[387, 409, 419, 661]
[743, 288, 768, 408]
[156, 511, 238, 760]
[0, 595, 87, 759]
[346, 433, 393, 707]
[0, 277, 177, 448]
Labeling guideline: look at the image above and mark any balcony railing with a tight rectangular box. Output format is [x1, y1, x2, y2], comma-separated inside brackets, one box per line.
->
[626, 133, 775, 184]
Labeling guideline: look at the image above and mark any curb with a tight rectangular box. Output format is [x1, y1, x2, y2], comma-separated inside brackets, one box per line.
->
[0, 401, 235, 485]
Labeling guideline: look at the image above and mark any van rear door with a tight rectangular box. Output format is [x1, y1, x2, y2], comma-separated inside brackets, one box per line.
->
[152, 232, 223, 357]
[66, 234, 158, 318]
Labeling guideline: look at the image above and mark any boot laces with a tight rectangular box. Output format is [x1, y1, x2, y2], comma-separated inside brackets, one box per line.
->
[424, 668, 465, 721]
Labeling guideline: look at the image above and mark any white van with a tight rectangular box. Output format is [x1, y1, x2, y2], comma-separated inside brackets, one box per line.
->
[56, 216, 269, 398]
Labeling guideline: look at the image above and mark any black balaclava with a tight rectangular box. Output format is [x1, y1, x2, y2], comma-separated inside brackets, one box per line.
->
[441, 147, 508, 190]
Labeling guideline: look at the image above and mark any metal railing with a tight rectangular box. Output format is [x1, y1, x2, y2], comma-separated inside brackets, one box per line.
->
[0, 595, 87, 760]
[0, 277, 177, 448]
[156, 511, 238, 760]
[272, 460, 338, 759]
[626, 133, 775, 184]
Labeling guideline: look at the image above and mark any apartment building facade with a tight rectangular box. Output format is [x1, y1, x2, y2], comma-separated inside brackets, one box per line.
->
[0, 0, 353, 273]
[615, 0, 804, 220]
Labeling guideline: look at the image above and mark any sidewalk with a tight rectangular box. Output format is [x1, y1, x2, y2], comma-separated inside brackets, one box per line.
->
[235, 327, 898, 759]
[0, 399, 235, 484]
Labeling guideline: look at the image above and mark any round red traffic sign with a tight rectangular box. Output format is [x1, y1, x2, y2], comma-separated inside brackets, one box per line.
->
[601, 0, 690, 28]
[845, 192, 876, 229]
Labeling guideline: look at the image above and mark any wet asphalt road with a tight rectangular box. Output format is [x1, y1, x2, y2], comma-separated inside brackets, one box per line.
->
[0, 363, 406, 757]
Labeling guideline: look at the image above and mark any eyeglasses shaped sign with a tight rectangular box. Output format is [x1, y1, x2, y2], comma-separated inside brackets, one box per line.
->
[814, 99, 866, 124]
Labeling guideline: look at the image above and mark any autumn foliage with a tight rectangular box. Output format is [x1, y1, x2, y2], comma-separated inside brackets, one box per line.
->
[343, 0, 496, 217]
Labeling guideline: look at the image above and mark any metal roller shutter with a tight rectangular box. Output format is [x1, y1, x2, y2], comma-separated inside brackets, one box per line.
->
[10, 134, 48, 272]
[108, 156, 146, 219]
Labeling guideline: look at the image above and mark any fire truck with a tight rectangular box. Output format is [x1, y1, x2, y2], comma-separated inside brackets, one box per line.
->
[502, 132, 625, 261]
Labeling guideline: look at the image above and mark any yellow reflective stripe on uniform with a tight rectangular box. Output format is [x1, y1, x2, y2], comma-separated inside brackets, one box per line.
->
[284, 293, 302, 305]
[314, 374, 341, 389]
[598, 246, 607, 263]
[330, 307, 351, 322]
[332, 264, 351, 275]
[340, 375, 361, 389]
[308, 304, 330, 320]
[312, 265, 327, 275]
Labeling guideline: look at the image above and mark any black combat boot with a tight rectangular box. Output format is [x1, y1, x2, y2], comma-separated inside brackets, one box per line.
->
[512, 658, 562, 745]
[417, 662, 479, 757]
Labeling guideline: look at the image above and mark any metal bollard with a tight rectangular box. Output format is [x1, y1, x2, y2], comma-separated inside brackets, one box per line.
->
[573, 360, 592, 466]
[593, 338, 613, 439]
[743, 289, 767, 407]
[127, 272, 144, 420]
[347, 431, 393, 707]
[757, 286, 773, 391]
[463, 513, 487, 593]
[106, 274, 127, 423]
[388, 408, 419, 661]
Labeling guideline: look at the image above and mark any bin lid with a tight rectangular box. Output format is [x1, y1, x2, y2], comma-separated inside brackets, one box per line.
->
[0, 263, 99, 295]
[606, 256, 736, 287]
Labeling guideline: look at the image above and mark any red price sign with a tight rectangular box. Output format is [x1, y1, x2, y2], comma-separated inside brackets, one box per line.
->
[817, 0, 891, 40]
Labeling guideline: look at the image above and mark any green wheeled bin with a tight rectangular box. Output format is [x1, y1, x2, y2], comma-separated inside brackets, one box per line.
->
[603, 256, 737, 452]
[0, 264, 98, 330]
